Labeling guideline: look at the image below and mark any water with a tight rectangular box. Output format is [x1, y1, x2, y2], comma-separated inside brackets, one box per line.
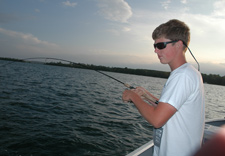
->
[0, 60, 225, 156]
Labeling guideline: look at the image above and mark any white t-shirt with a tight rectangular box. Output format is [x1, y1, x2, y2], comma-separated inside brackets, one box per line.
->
[153, 63, 205, 156]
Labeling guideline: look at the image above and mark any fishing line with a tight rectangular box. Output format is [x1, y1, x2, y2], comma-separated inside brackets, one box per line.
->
[0, 57, 135, 89]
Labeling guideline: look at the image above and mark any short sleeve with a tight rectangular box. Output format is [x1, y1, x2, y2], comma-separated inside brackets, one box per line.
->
[159, 73, 194, 110]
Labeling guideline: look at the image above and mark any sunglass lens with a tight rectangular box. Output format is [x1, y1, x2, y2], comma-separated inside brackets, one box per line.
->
[154, 43, 165, 49]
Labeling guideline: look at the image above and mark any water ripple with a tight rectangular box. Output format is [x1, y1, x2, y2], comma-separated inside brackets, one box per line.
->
[0, 60, 224, 155]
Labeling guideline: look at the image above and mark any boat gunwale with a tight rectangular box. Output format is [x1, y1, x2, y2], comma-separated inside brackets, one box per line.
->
[126, 118, 225, 156]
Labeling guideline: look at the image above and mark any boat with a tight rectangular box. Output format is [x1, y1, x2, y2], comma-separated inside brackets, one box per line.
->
[126, 118, 225, 156]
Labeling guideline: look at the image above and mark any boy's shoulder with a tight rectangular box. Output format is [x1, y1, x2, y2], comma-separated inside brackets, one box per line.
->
[170, 63, 201, 81]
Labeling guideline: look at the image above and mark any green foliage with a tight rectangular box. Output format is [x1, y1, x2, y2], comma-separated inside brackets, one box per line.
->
[202, 74, 225, 86]
[0, 57, 24, 62]
[45, 61, 225, 86]
[1, 57, 225, 86]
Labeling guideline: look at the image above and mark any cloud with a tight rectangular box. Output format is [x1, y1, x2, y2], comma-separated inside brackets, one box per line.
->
[199, 62, 225, 76]
[161, 0, 171, 10]
[106, 29, 120, 36]
[0, 27, 58, 47]
[117, 1, 225, 75]
[62, 1, 77, 7]
[97, 0, 132, 23]
[180, 0, 187, 4]
[35, 9, 40, 13]
[212, 0, 225, 17]
[122, 27, 131, 32]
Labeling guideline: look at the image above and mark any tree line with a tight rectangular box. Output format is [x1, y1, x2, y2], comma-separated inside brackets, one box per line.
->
[1, 57, 225, 86]
[44, 61, 225, 86]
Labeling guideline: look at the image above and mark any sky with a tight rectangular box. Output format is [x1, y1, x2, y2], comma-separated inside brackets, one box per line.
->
[0, 0, 225, 76]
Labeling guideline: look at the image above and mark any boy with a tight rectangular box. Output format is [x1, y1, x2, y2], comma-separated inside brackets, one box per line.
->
[122, 19, 205, 156]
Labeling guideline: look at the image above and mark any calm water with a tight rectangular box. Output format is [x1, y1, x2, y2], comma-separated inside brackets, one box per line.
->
[0, 60, 225, 156]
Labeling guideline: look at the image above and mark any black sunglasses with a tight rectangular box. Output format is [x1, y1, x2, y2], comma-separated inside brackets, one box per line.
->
[153, 40, 178, 50]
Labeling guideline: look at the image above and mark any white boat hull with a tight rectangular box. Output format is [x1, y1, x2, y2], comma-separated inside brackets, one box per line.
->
[126, 118, 225, 156]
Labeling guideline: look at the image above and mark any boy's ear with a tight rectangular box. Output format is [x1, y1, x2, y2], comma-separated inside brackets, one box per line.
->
[176, 40, 183, 48]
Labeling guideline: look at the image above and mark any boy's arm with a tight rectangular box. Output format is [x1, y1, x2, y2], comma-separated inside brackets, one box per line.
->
[122, 90, 176, 128]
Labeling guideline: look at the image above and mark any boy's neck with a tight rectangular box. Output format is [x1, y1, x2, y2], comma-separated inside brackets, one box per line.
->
[169, 57, 187, 71]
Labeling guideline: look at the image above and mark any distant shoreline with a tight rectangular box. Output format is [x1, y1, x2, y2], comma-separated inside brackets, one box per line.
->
[1, 57, 225, 86]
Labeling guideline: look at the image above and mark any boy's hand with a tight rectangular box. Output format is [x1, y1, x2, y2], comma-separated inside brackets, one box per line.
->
[122, 90, 135, 103]
[133, 87, 148, 97]
[133, 87, 158, 107]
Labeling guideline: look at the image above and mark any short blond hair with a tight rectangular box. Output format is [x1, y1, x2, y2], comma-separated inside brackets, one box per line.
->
[152, 19, 190, 49]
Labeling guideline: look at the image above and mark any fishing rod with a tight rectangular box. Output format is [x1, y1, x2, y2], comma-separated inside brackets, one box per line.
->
[1, 57, 158, 104]
[1, 57, 135, 89]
